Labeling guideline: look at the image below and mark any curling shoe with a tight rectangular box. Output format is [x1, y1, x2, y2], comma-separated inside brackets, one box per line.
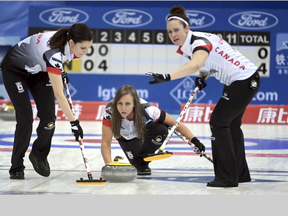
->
[133, 162, 151, 175]
[10, 171, 25, 179]
[207, 180, 238, 188]
[29, 153, 50, 177]
[137, 167, 151, 176]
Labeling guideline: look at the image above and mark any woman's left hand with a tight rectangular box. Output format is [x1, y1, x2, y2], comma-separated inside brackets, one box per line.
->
[191, 137, 205, 152]
[145, 72, 171, 84]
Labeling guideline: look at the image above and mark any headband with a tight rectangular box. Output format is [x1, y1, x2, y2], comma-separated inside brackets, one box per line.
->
[167, 16, 189, 26]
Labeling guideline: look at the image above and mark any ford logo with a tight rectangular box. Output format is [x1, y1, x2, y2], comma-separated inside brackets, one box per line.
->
[229, 11, 278, 30]
[186, 10, 215, 29]
[103, 9, 152, 27]
[39, 8, 89, 26]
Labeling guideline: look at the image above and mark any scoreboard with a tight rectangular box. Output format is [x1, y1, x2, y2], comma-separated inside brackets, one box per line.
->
[28, 27, 270, 78]
[85, 30, 270, 77]
[27, 6, 288, 110]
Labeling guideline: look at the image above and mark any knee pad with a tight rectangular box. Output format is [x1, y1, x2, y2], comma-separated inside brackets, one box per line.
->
[38, 118, 56, 132]
[145, 122, 168, 146]
[40, 113, 56, 128]
[43, 121, 55, 131]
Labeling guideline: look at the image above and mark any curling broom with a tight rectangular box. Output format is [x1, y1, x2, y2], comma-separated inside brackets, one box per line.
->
[174, 130, 213, 163]
[144, 74, 209, 162]
[144, 86, 200, 161]
[63, 77, 106, 185]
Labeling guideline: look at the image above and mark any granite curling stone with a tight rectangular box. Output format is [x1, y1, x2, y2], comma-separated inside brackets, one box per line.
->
[0, 102, 16, 121]
[101, 156, 137, 182]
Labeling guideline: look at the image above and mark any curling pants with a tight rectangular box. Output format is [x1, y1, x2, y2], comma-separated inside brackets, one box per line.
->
[117, 121, 168, 167]
[209, 72, 260, 185]
[2, 68, 56, 174]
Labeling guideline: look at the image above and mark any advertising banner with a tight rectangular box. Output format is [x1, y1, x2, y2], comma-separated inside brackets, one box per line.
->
[2, 99, 287, 124]
[181, 104, 288, 125]
[0, 100, 158, 121]
[21, 6, 288, 113]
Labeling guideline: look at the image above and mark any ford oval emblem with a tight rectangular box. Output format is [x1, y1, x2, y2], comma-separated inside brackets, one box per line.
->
[39, 8, 89, 26]
[229, 11, 278, 30]
[103, 9, 153, 27]
[185, 10, 215, 29]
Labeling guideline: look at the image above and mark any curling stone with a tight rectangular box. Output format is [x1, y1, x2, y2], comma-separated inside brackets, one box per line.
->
[0, 102, 16, 121]
[101, 156, 137, 182]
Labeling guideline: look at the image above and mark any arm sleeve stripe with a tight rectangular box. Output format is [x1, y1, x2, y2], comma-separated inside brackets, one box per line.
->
[193, 46, 211, 54]
[103, 119, 112, 127]
[157, 110, 166, 123]
[47, 67, 61, 75]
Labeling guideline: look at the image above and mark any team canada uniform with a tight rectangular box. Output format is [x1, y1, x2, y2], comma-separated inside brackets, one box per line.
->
[1, 31, 78, 174]
[177, 31, 258, 85]
[2, 31, 78, 75]
[177, 30, 261, 186]
[102, 98, 168, 168]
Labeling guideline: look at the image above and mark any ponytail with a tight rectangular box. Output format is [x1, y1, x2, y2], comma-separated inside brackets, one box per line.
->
[47, 23, 93, 54]
[47, 28, 69, 54]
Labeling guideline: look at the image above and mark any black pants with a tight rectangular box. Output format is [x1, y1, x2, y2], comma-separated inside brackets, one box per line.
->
[117, 121, 168, 167]
[209, 72, 260, 185]
[2, 67, 56, 174]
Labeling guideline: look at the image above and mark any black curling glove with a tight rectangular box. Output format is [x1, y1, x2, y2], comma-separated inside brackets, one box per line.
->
[70, 120, 83, 141]
[145, 72, 171, 84]
[61, 71, 69, 84]
[195, 77, 207, 90]
[191, 137, 205, 153]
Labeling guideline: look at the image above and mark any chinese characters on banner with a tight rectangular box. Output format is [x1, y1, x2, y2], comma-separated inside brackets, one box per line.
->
[1, 100, 287, 124]
[181, 104, 288, 124]
[0, 100, 159, 121]
[276, 33, 288, 75]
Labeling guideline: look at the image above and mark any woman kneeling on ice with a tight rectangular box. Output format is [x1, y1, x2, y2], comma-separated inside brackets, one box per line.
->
[100, 85, 205, 175]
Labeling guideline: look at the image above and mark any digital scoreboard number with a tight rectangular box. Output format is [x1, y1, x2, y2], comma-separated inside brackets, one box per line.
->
[79, 28, 174, 75]
[79, 29, 270, 77]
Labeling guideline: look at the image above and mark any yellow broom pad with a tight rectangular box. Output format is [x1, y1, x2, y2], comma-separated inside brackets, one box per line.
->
[76, 179, 106, 185]
[144, 152, 173, 161]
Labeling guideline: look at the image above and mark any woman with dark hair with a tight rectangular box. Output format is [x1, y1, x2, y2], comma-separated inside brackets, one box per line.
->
[101, 85, 205, 175]
[146, 6, 260, 187]
[1, 23, 93, 179]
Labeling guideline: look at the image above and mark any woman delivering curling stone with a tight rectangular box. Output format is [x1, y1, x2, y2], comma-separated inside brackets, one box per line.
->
[146, 6, 260, 187]
[101, 85, 205, 175]
[1, 23, 93, 179]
